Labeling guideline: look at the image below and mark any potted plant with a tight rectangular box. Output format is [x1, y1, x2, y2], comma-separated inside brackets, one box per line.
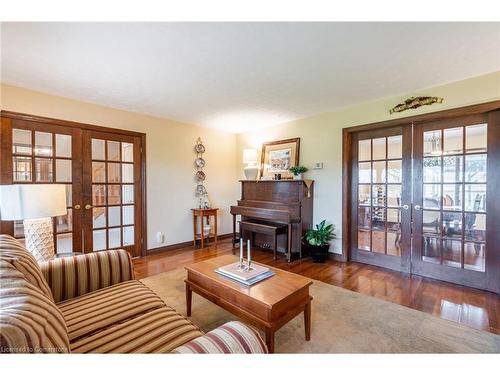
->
[289, 165, 308, 180]
[303, 220, 335, 263]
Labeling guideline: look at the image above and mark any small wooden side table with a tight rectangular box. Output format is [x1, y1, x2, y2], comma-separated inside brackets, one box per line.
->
[191, 208, 218, 248]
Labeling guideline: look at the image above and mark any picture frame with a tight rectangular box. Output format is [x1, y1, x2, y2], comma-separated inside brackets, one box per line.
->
[260, 137, 300, 179]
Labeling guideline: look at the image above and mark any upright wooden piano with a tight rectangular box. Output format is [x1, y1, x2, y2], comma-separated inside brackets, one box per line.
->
[230, 180, 314, 262]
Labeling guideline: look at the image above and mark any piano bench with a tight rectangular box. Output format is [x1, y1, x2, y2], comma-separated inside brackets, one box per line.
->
[239, 220, 288, 261]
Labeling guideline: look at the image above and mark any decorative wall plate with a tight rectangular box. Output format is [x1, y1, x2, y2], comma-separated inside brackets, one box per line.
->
[195, 170, 206, 182]
[195, 184, 207, 196]
[194, 143, 205, 153]
[195, 157, 205, 168]
[194, 137, 209, 208]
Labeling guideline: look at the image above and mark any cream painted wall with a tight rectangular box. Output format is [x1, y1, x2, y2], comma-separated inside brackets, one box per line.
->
[2, 72, 498, 255]
[237, 71, 500, 254]
[0, 84, 239, 251]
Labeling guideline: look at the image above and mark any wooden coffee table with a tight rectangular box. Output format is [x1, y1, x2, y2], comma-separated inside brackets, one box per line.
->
[184, 255, 313, 353]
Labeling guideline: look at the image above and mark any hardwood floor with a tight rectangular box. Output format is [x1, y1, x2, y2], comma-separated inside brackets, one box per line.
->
[133, 238, 500, 335]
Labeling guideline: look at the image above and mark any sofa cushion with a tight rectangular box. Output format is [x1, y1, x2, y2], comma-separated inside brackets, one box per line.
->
[70, 307, 203, 353]
[0, 260, 70, 353]
[57, 280, 165, 342]
[0, 235, 54, 302]
[172, 321, 268, 354]
[40, 249, 134, 303]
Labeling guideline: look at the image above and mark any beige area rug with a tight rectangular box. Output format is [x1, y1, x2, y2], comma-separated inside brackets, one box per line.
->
[141, 268, 500, 353]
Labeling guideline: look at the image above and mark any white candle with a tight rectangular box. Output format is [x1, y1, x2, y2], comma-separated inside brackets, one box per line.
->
[247, 239, 251, 266]
[239, 238, 243, 263]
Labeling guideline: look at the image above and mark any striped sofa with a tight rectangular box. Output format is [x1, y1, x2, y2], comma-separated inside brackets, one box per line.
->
[0, 235, 267, 354]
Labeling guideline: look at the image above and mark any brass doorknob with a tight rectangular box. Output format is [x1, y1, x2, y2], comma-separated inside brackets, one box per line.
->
[85, 204, 93, 210]
[74, 204, 81, 210]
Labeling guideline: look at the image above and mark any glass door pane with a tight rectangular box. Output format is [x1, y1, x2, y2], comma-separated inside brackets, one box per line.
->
[412, 113, 496, 293]
[418, 124, 487, 272]
[9, 125, 80, 254]
[84, 132, 140, 256]
[351, 126, 410, 273]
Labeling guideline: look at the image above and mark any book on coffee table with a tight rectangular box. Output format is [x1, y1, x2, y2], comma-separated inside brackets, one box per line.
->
[215, 262, 275, 286]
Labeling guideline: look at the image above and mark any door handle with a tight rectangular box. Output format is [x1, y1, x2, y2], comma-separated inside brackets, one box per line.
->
[74, 204, 81, 210]
[414, 205, 422, 210]
[401, 204, 409, 210]
[85, 204, 93, 210]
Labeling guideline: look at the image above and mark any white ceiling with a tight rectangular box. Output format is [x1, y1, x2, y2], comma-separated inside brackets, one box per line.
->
[1, 22, 499, 133]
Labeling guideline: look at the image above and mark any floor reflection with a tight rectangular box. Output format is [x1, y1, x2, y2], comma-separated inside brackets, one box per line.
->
[133, 239, 500, 335]
[440, 300, 489, 331]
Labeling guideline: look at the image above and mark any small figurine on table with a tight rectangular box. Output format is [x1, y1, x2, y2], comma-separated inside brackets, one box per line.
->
[197, 194, 211, 209]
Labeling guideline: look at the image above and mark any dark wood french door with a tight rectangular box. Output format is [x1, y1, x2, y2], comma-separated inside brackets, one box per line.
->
[412, 112, 500, 292]
[0, 118, 85, 253]
[350, 109, 500, 293]
[0, 112, 145, 258]
[351, 126, 412, 272]
[82, 130, 143, 257]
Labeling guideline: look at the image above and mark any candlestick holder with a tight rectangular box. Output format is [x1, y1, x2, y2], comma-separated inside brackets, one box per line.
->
[237, 238, 246, 270]
[244, 263, 254, 272]
[244, 238, 254, 272]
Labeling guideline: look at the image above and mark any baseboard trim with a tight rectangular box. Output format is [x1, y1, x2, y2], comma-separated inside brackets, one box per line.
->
[146, 233, 233, 255]
[145, 234, 347, 262]
[329, 252, 347, 262]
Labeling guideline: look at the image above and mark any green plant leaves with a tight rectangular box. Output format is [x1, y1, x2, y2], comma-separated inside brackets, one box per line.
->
[288, 165, 308, 175]
[304, 220, 335, 246]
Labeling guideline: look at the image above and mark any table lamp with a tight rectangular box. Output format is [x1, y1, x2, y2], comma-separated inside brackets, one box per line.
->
[0, 184, 67, 262]
[243, 148, 259, 180]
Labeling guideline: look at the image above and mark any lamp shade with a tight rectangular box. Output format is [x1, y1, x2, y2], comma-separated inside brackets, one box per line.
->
[243, 149, 258, 164]
[0, 184, 67, 220]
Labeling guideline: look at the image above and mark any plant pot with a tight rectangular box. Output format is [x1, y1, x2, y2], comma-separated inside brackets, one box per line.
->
[309, 244, 330, 263]
[293, 173, 303, 180]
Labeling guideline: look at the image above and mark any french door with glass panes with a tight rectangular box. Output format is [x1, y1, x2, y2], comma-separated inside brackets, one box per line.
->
[351, 126, 412, 272]
[351, 111, 500, 293]
[1, 120, 83, 253]
[82, 130, 143, 258]
[1, 114, 144, 258]
[412, 113, 500, 292]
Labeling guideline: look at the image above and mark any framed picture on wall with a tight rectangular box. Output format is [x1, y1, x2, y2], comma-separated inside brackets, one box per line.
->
[260, 137, 300, 179]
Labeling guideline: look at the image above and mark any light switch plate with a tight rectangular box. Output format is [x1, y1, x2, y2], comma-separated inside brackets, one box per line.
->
[313, 162, 323, 169]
